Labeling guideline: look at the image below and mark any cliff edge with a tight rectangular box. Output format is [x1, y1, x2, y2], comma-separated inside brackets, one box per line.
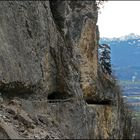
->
[0, 1, 132, 139]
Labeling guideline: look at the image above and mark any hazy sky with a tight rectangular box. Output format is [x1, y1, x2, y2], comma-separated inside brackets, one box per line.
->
[97, 1, 140, 38]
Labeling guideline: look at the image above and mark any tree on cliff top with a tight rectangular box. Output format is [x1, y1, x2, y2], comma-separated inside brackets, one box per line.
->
[96, 0, 108, 14]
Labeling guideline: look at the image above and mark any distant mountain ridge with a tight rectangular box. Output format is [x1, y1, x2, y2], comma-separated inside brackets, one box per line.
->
[101, 33, 140, 42]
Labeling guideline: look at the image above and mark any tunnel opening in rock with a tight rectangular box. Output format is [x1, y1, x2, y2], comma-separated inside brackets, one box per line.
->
[85, 99, 112, 105]
[47, 91, 71, 102]
[0, 82, 34, 100]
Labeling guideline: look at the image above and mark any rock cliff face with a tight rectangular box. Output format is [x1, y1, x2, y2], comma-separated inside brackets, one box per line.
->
[0, 1, 132, 139]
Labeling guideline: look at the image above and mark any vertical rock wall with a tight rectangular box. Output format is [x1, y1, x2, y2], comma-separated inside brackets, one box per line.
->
[50, 1, 99, 99]
[0, 1, 132, 139]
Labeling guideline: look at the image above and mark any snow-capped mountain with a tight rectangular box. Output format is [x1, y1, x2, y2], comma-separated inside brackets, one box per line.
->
[100, 33, 140, 48]
[101, 33, 140, 42]
[121, 33, 140, 40]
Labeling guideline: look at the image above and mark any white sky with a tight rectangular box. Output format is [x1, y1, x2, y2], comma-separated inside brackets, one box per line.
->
[97, 1, 140, 38]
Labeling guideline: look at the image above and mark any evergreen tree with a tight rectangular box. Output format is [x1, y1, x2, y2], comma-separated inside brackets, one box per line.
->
[99, 44, 112, 75]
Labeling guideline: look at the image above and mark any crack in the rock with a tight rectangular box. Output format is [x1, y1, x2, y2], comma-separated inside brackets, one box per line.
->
[25, 20, 33, 39]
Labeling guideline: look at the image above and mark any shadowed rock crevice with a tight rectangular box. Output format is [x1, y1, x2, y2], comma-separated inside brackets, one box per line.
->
[85, 98, 112, 105]
[49, 0, 65, 34]
[25, 20, 33, 39]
